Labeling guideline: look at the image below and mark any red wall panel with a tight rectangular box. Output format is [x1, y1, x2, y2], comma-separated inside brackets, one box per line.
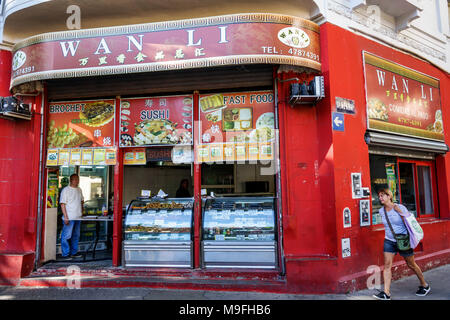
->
[278, 23, 450, 292]
[0, 50, 40, 258]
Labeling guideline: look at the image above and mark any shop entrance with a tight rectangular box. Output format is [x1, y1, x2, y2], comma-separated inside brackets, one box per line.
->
[43, 164, 114, 265]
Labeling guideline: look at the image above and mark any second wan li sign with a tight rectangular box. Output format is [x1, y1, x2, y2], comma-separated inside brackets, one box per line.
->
[363, 52, 443, 141]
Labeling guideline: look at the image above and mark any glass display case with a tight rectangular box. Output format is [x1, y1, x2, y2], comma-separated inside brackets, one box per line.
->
[202, 197, 276, 241]
[201, 197, 277, 269]
[122, 197, 194, 268]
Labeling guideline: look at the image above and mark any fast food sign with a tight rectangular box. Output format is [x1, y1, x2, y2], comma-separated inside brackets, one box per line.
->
[11, 13, 320, 88]
[119, 95, 193, 147]
[197, 91, 275, 163]
[47, 99, 115, 149]
[363, 52, 443, 141]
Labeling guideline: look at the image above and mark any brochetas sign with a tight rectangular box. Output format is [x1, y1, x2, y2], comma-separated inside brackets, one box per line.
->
[10, 13, 320, 88]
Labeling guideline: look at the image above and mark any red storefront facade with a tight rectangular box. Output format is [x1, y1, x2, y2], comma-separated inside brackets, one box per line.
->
[0, 13, 449, 293]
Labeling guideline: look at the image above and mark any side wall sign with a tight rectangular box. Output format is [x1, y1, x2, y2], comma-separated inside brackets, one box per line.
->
[11, 13, 321, 88]
[363, 52, 443, 141]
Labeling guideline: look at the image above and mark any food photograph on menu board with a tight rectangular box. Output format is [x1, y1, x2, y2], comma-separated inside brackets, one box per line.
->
[47, 100, 116, 148]
[119, 95, 193, 147]
[198, 91, 275, 162]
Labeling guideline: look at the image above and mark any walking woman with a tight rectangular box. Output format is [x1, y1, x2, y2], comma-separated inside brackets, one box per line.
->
[373, 188, 430, 300]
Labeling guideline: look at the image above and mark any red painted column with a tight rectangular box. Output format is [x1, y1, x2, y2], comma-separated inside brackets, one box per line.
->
[0, 50, 11, 96]
[30, 89, 45, 262]
[193, 91, 201, 269]
[275, 71, 290, 275]
[113, 96, 124, 266]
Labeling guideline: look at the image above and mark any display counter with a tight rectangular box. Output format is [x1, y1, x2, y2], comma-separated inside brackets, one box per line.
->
[201, 197, 277, 269]
[122, 197, 194, 268]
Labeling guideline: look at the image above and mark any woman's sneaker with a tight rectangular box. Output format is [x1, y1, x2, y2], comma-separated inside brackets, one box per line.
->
[373, 291, 391, 300]
[416, 285, 431, 296]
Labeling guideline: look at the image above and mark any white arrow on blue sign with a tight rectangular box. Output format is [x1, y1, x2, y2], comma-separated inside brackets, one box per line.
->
[332, 112, 344, 131]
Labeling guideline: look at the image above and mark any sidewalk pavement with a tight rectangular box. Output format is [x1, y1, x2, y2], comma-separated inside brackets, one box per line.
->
[0, 264, 448, 300]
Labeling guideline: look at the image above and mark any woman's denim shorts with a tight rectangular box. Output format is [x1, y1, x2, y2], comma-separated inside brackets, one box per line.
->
[383, 238, 414, 257]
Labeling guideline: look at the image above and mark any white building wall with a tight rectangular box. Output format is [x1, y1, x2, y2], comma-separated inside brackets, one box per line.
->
[0, 0, 448, 71]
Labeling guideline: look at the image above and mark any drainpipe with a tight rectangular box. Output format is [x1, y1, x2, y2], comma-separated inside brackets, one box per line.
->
[274, 68, 286, 277]
[34, 89, 46, 270]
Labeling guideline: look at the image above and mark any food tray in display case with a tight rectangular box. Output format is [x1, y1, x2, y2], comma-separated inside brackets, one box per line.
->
[122, 197, 194, 268]
[201, 197, 277, 269]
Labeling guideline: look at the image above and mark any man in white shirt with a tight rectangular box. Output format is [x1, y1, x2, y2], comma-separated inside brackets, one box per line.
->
[60, 174, 84, 260]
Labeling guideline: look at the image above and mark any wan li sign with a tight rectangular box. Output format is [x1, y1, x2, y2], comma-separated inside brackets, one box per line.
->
[10, 14, 321, 88]
[363, 52, 443, 141]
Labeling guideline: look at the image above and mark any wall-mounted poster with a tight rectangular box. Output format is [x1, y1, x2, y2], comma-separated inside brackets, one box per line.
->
[119, 95, 193, 147]
[57, 149, 70, 165]
[46, 171, 59, 208]
[342, 238, 351, 258]
[46, 149, 59, 166]
[69, 148, 82, 166]
[105, 148, 118, 165]
[47, 99, 115, 148]
[93, 149, 107, 165]
[124, 148, 147, 165]
[81, 148, 93, 165]
[343, 207, 351, 228]
[385, 163, 397, 202]
[363, 52, 443, 141]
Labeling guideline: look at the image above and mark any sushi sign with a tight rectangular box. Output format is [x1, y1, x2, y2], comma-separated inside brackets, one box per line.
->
[363, 52, 443, 141]
[119, 95, 193, 147]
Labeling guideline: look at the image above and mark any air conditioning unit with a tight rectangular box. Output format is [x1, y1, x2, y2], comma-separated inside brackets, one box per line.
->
[289, 76, 325, 106]
[0, 96, 32, 120]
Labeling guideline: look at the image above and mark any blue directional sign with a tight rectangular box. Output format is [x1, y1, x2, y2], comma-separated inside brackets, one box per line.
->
[332, 112, 344, 131]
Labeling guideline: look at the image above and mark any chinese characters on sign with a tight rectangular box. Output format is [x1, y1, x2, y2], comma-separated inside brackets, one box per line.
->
[46, 99, 116, 166]
[47, 99, 115, 149]
[363, 52, 443, 141]
[119, 95, 193, 147]
[11, 14, 320, 87]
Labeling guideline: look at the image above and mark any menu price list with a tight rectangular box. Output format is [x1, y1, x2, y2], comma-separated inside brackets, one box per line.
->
[46, 147, 117, 166]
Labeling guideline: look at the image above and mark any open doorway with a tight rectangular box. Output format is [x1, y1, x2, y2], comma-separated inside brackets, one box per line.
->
[42, 165, 114, 267]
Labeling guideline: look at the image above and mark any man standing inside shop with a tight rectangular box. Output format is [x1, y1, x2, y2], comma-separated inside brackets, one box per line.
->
[60, 174, 84, 260]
